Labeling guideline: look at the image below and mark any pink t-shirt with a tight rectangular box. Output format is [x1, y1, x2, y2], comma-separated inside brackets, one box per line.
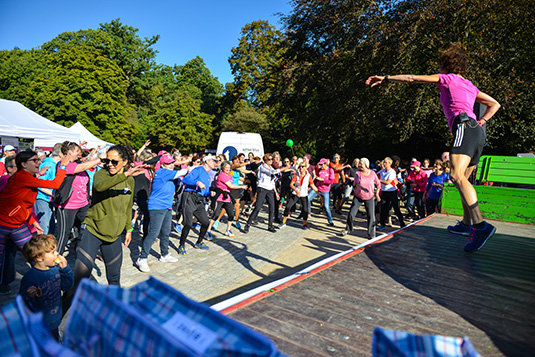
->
[58, 162, 89, 209]
[438, 73, 480, 132]
[216, 172, 232, 202]
[315, 168, 334, 193]
[354, 171, 381, 201]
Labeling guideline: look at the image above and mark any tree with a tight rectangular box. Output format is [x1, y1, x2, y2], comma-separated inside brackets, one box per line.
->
[148, 89, 214, 152]
[269, 0, 535, 159]
[221, 105, 269, 134]
[229, 20, 288, 107]
[0, 49, 46, 104]
[26, 44, 134, 143]
[175, 56, 222, 115]
[41, 19, 159, 109]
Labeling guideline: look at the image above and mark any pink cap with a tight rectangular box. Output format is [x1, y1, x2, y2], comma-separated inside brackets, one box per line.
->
[318, 158, 329, 165]
[160, 154, 175, 164]
[410, 160, 421, 167]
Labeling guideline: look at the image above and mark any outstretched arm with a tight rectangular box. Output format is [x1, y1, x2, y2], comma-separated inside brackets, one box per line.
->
[366, 74, 440, 87]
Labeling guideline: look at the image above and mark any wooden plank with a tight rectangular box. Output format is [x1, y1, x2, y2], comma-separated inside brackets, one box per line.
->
[228, 215, 535, 356]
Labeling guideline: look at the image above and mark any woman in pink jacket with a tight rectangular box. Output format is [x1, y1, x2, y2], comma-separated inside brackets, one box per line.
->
[307, 158, 335, 226]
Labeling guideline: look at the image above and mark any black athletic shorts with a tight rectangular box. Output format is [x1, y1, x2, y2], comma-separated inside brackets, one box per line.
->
[450, 116, 486, 166]
[230, 188, 244, 200]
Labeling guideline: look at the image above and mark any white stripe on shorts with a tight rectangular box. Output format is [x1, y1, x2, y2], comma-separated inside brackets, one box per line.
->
[453, 123, 464, 148]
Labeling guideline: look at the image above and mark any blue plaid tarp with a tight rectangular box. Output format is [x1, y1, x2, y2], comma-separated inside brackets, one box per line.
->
[0, 295, 80, 357]
[65, 277, 281, 356]
[372, 327, 480, 357]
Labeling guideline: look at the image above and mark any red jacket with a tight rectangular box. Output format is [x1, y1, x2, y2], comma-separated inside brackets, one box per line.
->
[0, 169, 66, 228]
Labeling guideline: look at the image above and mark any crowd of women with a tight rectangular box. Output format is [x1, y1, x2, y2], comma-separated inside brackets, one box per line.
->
[0, 140, 453, 296]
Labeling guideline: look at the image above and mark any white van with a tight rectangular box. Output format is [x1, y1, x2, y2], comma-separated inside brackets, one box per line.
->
[216, 132, 264, 160]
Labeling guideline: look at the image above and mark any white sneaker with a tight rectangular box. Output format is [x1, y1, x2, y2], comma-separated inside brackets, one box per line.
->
[137, 258, 150, 272]
[159, 254, 178, 263]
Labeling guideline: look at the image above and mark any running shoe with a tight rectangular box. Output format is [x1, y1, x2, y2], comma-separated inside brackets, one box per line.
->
[243, 225, 250, 234]
[212, 221, 220, 230]
[224, 230, 235, 238]
[174, 223, 182, 233]
[136, 258, 150, 272]
[205, 232, 213, 241]
[303, 224, 309, 230]
[267, 226, 277, 233]
[377, 224, 386, 231]
[192, 222, 201, 229]
[235, 221, 242, 229]
[159, 254, 178, 263]
[339, 230, 347, 237]
[464, 222, 496, 253]
[328, 222, 334, 227]
[278, 223, 286, 229]
[195, 242, 210, 250]
[447, 221, 471, 236]
[178, 245, 187, 255]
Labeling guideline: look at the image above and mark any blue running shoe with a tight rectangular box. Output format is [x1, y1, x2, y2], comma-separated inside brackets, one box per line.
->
[464, 222, 496, 253]
[178, 245, 186, 255]
[192, 222, 201, 229]
[212, 221, 219, 230]
[377, 224, 386, 231]
[224, 230, 235, 238]
[205, 231, 213, 241]
[174, 223, 182, 234]
[235, 221, 242, 229]
[448, 221, 471, 236]
[195, 242, 210, 250]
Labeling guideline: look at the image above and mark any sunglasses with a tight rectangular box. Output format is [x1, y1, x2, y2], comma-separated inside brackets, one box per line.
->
[101, 158, 121, 166]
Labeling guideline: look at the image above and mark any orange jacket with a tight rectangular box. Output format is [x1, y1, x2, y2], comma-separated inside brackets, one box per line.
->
[0, 169, 66, 228]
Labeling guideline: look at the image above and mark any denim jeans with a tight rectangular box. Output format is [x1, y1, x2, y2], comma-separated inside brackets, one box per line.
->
[308, 190, 333, 223]
[35, 199, 55, 235]
[141, 209, 173, 259]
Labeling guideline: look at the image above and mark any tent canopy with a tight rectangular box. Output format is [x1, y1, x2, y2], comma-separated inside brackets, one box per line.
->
[69, 121, 113, 149]
[0, 98, 81, 147]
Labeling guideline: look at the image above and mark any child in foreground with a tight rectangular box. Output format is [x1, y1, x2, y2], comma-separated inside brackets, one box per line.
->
[19, 234, 74, 340]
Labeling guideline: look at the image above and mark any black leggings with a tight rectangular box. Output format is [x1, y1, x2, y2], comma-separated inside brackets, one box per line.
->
[212, 201, 235, 222]
[55, 205, 89, 255]
[62, 229, 123, 315]
[380, 190, 405, 227]
[247, 187, 275, 228]
[179, 192, 210, 247]
[283, 195, 309, 219]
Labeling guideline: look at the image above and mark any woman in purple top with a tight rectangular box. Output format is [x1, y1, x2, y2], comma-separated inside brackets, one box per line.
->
[366, 43, 501, 253]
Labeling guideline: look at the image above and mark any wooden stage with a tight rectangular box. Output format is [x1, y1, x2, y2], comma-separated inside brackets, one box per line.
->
[224, 214, 535, 356]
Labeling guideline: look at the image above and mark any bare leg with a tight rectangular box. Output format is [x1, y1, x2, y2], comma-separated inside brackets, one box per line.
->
[450, 154, 483, 225]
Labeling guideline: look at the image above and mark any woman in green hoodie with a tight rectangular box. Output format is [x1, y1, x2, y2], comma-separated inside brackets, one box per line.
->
[62, 145, 146, 313]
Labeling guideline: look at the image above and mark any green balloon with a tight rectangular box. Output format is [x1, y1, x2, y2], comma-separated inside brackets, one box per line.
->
[286, 139, 294, 147]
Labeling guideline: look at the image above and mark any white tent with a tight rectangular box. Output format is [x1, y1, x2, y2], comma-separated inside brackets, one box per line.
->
[69, 121, 113, 149]
[0, 98, 81, 147]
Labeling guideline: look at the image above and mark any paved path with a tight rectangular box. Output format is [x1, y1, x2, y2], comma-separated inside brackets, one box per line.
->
[1, 200, 387, 308]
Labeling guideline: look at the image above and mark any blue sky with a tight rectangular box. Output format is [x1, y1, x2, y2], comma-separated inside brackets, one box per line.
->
[0, 0, 293, 84]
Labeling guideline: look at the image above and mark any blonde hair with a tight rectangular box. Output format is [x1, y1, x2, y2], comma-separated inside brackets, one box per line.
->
[23, 234, 57, 263]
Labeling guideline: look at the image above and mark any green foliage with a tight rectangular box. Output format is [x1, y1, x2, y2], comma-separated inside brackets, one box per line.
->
[25, 44, 133, 143]
[0, 49, 46, 103]
[221, 105, 269, 134]
[269, 0, 535, 159]
[229, 20, 288, 107]
[175, 57, 222, 115]
[148, 90, 214, 152]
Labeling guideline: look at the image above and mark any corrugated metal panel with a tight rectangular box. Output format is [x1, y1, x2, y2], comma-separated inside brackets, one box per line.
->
[229, 215, 535, 356]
